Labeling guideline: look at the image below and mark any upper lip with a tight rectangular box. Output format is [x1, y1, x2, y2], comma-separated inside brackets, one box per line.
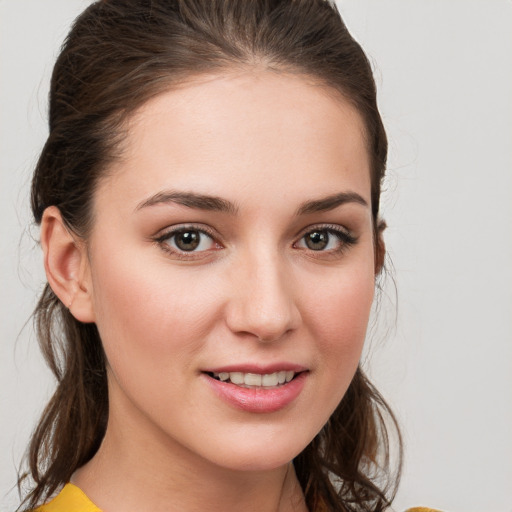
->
[202, 363, 308, 374]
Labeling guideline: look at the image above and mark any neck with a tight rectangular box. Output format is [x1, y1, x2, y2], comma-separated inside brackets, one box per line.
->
[72, 409, 307, 512]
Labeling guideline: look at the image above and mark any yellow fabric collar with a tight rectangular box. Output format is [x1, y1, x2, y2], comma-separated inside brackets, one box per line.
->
[36, 483, 101, 512]
[36, 483, 443, 512]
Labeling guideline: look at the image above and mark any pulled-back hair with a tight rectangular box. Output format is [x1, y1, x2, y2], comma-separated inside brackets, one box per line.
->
[21, 1, 401, 511]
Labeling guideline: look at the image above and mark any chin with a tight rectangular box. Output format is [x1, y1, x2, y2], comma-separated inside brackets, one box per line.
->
[216, 452, 298, 473]
[195, 428, 315, 473]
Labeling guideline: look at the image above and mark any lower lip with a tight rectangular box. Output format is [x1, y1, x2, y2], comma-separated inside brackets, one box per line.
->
[203, 372, 307, 413]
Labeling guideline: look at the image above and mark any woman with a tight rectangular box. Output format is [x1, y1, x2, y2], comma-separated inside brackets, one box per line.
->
[18, 1, 433, 511]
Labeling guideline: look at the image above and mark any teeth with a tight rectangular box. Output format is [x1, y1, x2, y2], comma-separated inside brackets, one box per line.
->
[212, 370, 297, 387]
[262, 373, 279, 387]
[245, 373, 262, 386]
[229, 372, 244, 385]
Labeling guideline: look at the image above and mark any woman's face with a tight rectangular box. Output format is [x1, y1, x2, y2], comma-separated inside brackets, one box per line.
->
[85, 70, 376, 471]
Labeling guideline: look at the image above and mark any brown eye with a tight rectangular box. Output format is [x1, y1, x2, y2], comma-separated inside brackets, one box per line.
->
[160, 228, 216, 253]
[174, 230, 201, 251]
[304, 230, 329, 251]
[295, 226, 357, 254]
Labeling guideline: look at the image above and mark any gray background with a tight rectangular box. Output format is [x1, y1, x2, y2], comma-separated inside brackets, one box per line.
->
[1, 1, 511, 510]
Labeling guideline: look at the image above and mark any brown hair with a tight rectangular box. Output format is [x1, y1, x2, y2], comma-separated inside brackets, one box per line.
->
[21, 1, 401, 511]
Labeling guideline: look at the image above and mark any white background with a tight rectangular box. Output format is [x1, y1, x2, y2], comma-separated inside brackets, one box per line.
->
[1, 1, 511, 511]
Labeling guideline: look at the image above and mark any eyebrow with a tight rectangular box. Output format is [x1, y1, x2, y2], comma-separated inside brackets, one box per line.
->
[296, 191, 368, 215]
[135, 191, 239, 214]
[135, 190, 368, 215]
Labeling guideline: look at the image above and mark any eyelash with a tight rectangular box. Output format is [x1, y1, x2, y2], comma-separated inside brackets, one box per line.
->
[153, 223, 358, 259]
[154, 224, 220, 260]
[294, 224, 358, 256]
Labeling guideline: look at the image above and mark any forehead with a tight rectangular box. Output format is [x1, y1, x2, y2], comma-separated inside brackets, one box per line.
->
[99, 70, 371, 212]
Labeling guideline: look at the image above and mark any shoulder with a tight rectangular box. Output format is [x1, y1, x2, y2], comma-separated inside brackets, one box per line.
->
[35, 484, 101, 512]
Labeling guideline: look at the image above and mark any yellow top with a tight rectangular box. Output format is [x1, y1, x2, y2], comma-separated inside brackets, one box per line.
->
[406, 509, 443, 512]
[36, 483, 442, 512]
[36, 484, 101, 512]
[405, 509, 443, 512]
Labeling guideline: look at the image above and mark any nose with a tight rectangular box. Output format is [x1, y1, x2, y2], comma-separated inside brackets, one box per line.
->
[224, 252, 302, 342]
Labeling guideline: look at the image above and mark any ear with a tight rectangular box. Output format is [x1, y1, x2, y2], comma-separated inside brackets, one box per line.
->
[40, 206, 95, 323]
[374, 218, 386, 276]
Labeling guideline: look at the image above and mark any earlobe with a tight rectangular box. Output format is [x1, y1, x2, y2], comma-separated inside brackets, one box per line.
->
[40, 206, 95, 323]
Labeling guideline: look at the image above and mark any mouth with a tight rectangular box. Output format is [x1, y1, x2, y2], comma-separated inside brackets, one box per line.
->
[202, 367, 308, 412]
[205, 370, 299, 389]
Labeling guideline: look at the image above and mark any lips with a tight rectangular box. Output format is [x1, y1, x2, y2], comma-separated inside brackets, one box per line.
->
[202, 365, 308, 413]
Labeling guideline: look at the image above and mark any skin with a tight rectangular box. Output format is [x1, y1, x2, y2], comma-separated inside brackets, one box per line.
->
[42, 69, 378, 512]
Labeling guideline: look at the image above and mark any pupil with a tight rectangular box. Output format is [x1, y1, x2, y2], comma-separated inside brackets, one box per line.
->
[306, 231, 328, 250]
[176, 231, 200, 251]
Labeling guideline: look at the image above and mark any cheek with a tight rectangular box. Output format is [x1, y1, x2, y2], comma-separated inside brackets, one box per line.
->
[308, 264, 375, 342]
[303, 261, 375, 383]
[286, 258, 376, 439]
[88, 246, 221, 377]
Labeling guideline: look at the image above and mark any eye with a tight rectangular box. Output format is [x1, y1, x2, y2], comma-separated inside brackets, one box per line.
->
[295, 226, 357, 253]
[157, 227, 218, 253]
